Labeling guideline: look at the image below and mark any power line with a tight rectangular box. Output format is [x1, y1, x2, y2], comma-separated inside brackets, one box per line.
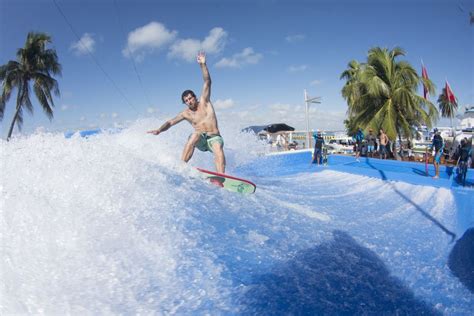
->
[113, 0, 154, 110]
[52, 0, 139, 114]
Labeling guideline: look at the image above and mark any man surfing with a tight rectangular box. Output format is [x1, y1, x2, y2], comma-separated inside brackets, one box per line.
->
[147, 52, 226, 173]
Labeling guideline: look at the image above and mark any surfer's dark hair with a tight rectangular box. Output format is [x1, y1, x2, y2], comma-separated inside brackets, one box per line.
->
[181, 90, 196, 103]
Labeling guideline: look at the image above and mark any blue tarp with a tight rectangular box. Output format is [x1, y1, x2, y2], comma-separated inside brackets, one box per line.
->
[64, 128, 122, 139]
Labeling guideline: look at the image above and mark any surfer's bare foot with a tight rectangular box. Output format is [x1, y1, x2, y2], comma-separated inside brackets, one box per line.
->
[210, 178, 224, 187]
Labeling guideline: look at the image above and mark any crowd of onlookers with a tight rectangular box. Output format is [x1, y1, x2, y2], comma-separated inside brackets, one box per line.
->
[349, 128, 472, 164]
[351, 128, 402, 161]
[348, 127, 472, 180]
[263, 129, 473, 176]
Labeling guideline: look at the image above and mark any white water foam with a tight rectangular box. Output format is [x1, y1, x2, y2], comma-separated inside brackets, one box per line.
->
[1, 118, 472, 314]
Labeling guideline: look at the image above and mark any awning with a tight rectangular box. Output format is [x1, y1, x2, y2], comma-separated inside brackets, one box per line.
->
[263, 123, 295, 133]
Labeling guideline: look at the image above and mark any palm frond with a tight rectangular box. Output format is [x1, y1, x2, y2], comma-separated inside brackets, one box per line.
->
[21, 83, 34, 115]
[34, 82, 54, 120]
[390, 46, 406, 59]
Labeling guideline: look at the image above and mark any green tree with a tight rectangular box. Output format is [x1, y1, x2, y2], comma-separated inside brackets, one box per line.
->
[437, 87, 458, 121]
[343, 117, 358, 137]
[341, 47, 438, 158]
[0, 32, 61, 140]
[437, 87, 458, 137]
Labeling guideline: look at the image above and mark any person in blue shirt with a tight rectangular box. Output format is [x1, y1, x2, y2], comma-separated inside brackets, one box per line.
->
[431, 129, 444, 179]
[312, 131, 325, 165]
[354, 128, 364, 162]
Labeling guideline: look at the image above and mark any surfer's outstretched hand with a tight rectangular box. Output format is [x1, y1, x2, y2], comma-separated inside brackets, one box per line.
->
[147, 129, 161, 135]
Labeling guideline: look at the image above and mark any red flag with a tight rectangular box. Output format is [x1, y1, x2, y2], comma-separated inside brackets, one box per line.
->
[421, 64, 429, 99]
[445, 81, 457, 104]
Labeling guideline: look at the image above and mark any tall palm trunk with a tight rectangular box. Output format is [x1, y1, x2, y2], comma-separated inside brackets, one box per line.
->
[7, 107, 20, 141]
[6, 89, 23, 141]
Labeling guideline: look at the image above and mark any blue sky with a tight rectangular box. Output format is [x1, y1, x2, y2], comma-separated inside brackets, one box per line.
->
[1, 0, 473, 136]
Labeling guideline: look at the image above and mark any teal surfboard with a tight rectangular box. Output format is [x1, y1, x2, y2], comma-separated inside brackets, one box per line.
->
[196, 168, 256, 194]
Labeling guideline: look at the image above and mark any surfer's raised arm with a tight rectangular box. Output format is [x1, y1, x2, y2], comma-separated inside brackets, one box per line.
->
[147, 113, 185, 135]
[197, 52, 211, 102]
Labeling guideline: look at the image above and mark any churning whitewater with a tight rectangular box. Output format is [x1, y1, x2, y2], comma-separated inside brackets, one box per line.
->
[1, 117, 472, 314]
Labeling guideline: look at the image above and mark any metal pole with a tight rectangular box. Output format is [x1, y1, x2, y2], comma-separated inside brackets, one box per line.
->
[303, 90, 321, 149]
[304, 89, 309, 149]
[450, 116, 454, 137]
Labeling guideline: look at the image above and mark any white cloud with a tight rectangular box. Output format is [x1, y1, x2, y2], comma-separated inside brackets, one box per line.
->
[111, 112, 119, 118]
[270, 103, 291, 112]
[285, 34, 305, 43]
[288, 65, 308, 72]
[70, 33, 95, 56]
[60, 104, 69, 111]
[202, 27, 228, 54]
[310, 80, 322, 86]
[168, 39, 201, 62]
[215, 47, 263, 68]
[269, 103, 292, 117]
[123, 22, 177, 61]
[168, 27, 227, 62]
[214, 98, 235, 110]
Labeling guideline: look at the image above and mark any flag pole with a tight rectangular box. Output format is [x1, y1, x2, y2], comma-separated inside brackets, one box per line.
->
[303, 89, 322, 149]
[445, 78, 456, 137]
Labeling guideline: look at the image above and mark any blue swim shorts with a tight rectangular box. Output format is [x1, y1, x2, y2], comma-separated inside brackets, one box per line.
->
[313, 148, 322, 162]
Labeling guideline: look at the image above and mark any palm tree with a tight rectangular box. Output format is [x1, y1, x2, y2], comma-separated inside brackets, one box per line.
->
[437, 87, 458, 136]
[0, 32, 61, 140]
[341, 47, 438, 158]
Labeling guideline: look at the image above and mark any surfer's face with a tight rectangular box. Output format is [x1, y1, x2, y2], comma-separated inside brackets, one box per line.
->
[183, 93, 197, 109]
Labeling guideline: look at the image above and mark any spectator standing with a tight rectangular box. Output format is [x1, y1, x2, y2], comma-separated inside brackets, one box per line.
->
[354, 128, 364, 162]
[455, 138, 472, 185]
[431, 128, 444, 179]
[366, 129, 377, 157]
[379, 129, 389, 159]
[407, 139, 413, 159]
[312, 131, 325, 165]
